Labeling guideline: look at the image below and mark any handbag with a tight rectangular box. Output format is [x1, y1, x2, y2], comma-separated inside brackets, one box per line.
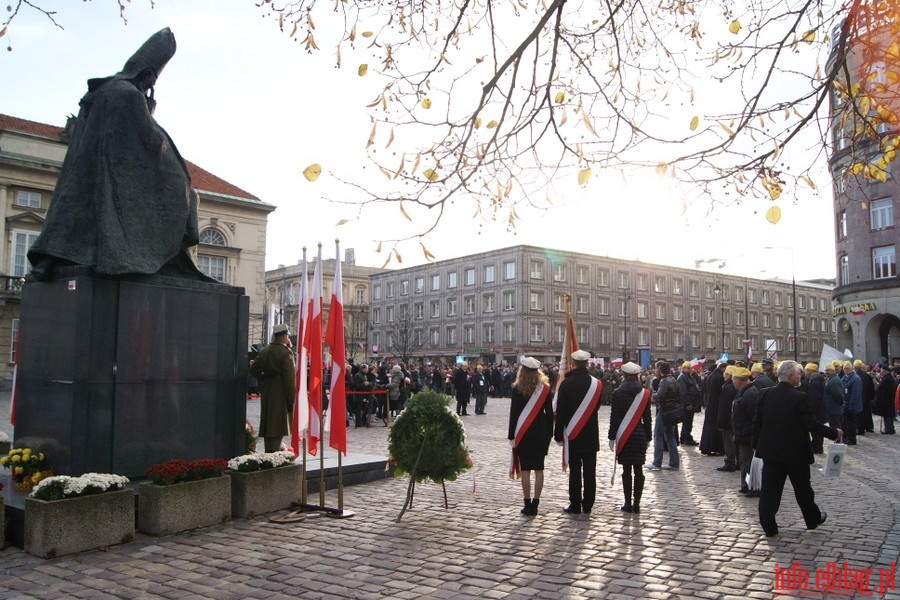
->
[746, 455, 763, 490]
[819, 443, 847, 477]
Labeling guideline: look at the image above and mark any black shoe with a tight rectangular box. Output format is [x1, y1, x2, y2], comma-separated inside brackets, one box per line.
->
[745, 490, 760, 498]
[716, 465, 737, 472]
[739, 488, 750, 494]
[620, 504, 633, 512]
[631, 504, 640, 514]
[521, 499, 533, 515]
[764, 528, 779, 537]
[809, 511, 827, 529]
[563, 504, 581, 514]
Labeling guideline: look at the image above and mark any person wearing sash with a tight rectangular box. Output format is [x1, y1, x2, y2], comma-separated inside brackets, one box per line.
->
[608, 362, 652, 513]
[507, 356, 553, 516]
[554, 350, 603, 514]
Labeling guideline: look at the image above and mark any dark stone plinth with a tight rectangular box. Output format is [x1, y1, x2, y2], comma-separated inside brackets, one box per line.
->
[15, 267, 248, 478]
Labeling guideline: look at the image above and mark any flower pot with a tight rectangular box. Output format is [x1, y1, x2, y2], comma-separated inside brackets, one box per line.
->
[138, 476, 231, 536]
[229, 463, 303, 518]
[24, 488, 135, 558]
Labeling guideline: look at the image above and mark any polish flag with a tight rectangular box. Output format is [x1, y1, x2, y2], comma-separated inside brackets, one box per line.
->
[325, 240, 347, 456]
[291, 250, 310, 456]
[304, 247, 324, 456]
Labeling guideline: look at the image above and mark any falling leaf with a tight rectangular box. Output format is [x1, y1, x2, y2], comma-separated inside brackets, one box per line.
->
[420, 242, 436, 261]
[689, 116, 699, 131]
[728, 20, 741, 34]
[486, 120, 499, 128]
[421, 97, 432, 109]
[765, 206, 782, 224]
[362, 31, 374, 37]
[555, 91, 565, 104]
[302, 164, 322, 181]
[423, 168, 440, 181]
[0, 26, 6, 39]
[358, 64, 368, 76]
[578, 167, 592, 186]
[336, 219, 348, 226]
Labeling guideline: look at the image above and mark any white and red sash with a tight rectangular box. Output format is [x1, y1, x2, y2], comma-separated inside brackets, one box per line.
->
[614, 388, 651, 456]
[562, 376, 603, 470]
[509, 383, 550, 479]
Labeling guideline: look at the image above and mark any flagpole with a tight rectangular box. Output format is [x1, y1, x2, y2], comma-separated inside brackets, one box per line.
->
[319, 398, 325, 509]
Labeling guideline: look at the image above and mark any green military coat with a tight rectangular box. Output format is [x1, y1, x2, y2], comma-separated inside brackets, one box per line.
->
[249, 341, 295, 438]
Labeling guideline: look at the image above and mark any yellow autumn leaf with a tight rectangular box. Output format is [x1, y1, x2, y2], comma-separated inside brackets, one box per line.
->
[336, 219, 348, 226]
[358, 64, 368, 76]
[765, 206, 782, 224]
[689, 116, 699, 131]
[361, 31, 374, 37]
[656, 163, 668, 175]
[421, 97, 432, 109]
[486, 120, 499, 128]
[555, 91, 565, 104]
[801, 30, 816, 43]
[423, 168, 440, 181]
[578, 167, 592, 186]
[474, 117, 482, 128]
[728, 20, 741, 35]
[302, 164, 322, 182]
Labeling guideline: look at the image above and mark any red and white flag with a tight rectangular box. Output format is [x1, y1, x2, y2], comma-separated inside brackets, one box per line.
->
[304, 246, 324, 456]
[553, 309, 579, 412]
[291, 249, 310, 456]
[325, 240, 348, 456]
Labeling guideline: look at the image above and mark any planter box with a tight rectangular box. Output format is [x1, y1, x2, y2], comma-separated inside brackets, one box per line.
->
[25, 488, 134, 558]
[138, 476, 231, 536]
[229, 464, 303, 518]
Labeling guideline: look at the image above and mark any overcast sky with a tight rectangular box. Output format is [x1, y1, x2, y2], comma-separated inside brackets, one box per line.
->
[0, 0, 839, 281]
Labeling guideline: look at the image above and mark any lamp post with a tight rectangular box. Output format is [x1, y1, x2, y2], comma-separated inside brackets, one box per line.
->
[622, 291, 632, 361]
[764, 246, 798, 361]
[713, 280, 724, 359]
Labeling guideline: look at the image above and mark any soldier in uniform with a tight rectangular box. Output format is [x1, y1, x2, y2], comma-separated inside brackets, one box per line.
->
[249, 323, 296, 452]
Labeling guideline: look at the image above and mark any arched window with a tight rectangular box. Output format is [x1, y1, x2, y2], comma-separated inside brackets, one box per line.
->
[199, 228, 226, 246]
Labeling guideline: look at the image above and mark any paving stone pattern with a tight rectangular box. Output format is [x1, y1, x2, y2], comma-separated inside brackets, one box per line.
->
[1, 395, 898, 599]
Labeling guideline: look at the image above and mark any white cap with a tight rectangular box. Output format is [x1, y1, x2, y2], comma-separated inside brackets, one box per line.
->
[519, 356, 541, 370]
[571, 350, 590, 361]
[621, 362, 641, 375]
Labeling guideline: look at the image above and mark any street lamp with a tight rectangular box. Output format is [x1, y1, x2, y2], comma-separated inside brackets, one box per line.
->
[764, 246, 798, 361]
[622, 291, 632, 361]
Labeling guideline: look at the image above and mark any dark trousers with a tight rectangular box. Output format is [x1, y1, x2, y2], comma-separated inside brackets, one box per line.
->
[758, 460, 822, 535]
[843, 410, 858, 444]
[722, 430, 736, 467]
[568, 451, 597, 511]
[680, 411, 696, 443]
[829, 413, 843, 431]
[737, 443, 753, 491]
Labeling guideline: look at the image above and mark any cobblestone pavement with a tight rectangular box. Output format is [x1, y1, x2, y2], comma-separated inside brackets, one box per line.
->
[1, 394, 898, 599]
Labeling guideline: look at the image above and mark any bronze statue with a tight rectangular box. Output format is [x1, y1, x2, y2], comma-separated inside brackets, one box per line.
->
[29, 28, 211, 281]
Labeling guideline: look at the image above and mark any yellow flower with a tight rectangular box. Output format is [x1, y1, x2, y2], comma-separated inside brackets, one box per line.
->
[14, 466, 23, 475]
[0, 456, 8, 466]
[11, 455, 21, 463]
[10, 448, 21, 455]
[38, 453, 45, 461]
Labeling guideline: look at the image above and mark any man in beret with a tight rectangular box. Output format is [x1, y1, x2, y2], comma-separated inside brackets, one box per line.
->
[761, 358, 777, 384]
[731, 367, 759, 496]
[554, 350, 602, 514]
[751, 362, 775, 391]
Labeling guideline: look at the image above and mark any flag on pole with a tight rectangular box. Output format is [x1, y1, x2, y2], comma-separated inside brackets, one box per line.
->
[325, 240, 348, 456]
[291, 249, 310, 456]
[552, 299, 579, 412]
[304, 246, 324, 456]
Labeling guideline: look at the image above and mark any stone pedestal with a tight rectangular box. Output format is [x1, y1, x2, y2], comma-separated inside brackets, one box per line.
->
[15, 267, 248, 478]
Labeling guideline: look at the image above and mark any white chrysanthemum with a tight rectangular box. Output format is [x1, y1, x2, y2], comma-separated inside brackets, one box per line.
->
[0, 431, 9, 442]
[227, 450, 296, 471]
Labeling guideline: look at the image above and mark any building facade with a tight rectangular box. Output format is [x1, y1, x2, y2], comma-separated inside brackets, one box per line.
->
[827, 8, 900, 365]
[0, 114, 276, 383]
[263, 249, 385, 364]
[368, 245, 834, 367]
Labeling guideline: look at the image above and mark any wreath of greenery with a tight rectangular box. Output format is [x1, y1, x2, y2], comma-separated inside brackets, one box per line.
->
[387, 388, 471, 484]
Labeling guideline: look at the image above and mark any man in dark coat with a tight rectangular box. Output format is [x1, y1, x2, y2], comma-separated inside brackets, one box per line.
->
[249, 323, 296, 452]
[855, 361, 876, 434]
[873, 368, 897, 434]
[752, 360, 843, 537]
[554, 350, 602, 514]
[731, 368, 760, 496]
[453, 362, 471, 415]
[802, 363, 827, 453]
[677, 361, 701, 445]
[700, 362, 726, 455]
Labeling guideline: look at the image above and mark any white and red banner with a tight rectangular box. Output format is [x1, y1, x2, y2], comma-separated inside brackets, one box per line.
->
[304, 246, 324, 456]
[325, 240, 347, 456]
[509, 383, 550, 479]
[291, 249, 310, 456]
[613, 389, 650, 456]
[553, 310, 579, 412]
[561, 376, 602, 470]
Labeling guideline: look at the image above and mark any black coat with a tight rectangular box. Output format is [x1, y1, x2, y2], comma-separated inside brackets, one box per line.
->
[717, 381, 737, 430]
[806, 373, 827, 422]
[752, 382, 840, 465]
[874, 374, 897, 418]
[553, 367, 601, 453]
[731, 384, 759, 445]
[700, 368, 726, 454]
[608, 379, 652, 465]
[507, 385, 553, 457]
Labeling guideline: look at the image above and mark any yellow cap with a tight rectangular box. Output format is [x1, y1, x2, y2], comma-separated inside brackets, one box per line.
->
[853, 359, 863, 367]
[732, 367, 752, 379]
[750, 363, 763, 373]
[805, 363, 818, 372]
[682, 361, 691, 368]
[724, 365, 737, 375]
[842, 361, 853, 368]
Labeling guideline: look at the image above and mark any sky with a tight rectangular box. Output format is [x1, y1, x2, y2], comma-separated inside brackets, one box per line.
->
[0, 0, 839, 281]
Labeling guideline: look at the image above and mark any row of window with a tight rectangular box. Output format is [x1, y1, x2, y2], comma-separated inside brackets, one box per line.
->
[836, 198, 894, 239]
[837, 245, 897, 285]
[372, 324, 824, 355]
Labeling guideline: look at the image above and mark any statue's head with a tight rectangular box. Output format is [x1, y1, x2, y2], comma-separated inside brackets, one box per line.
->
[119, 28, 176, 88]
